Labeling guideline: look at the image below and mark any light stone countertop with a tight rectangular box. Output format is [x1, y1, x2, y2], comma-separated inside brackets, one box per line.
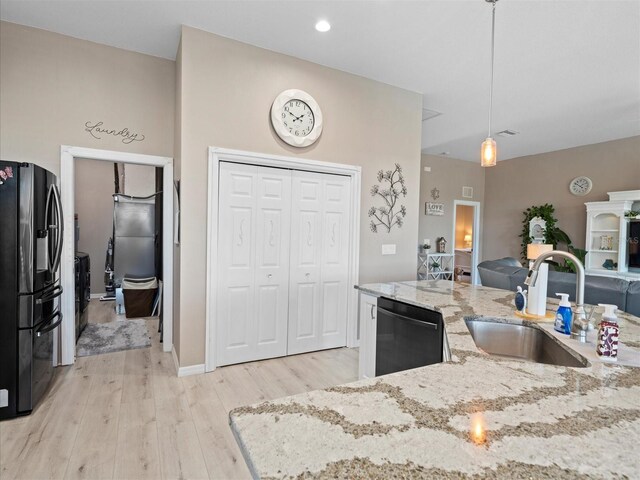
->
[230, 281, 640, 479]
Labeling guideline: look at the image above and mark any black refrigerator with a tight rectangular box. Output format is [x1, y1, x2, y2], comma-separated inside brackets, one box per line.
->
[0, 162, 63, 420]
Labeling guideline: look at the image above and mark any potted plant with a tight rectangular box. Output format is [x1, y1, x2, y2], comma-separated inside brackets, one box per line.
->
[430, 261, 441, 272]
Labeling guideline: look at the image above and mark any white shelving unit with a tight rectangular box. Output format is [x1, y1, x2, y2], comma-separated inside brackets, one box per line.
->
[585, 191, 639, 280]
[418, 252, 454, 280]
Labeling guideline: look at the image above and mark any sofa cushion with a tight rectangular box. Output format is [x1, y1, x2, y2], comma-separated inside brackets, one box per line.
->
[478, 258, 635, 315]
[626, 281, 640, 317]
[478, 260, 524, 291]
[509, 268, 529, 292]
[584, 275, 629, 310]
[546, 270, 583, 303]
[492, 257, 522, 267]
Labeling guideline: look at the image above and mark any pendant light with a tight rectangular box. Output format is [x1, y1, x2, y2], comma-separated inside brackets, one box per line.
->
[481, 0, 498, 167]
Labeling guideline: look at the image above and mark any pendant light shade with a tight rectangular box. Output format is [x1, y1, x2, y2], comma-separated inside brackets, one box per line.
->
[481, 137, 497, 167]
[481, 0, 498, 167]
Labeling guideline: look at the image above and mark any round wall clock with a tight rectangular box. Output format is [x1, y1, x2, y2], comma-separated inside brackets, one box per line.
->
[569, 176, 593, 196]
[270, 89, 323, 147]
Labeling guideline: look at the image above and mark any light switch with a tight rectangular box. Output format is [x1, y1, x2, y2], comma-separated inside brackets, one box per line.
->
[0, 389, 8, 408]
[381, 244, 396, 255]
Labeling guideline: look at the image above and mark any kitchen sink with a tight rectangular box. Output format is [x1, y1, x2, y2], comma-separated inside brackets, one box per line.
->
[465, 319, 589, 368]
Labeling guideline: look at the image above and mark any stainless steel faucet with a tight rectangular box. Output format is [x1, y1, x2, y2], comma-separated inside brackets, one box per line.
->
[524, 250, 589, 342]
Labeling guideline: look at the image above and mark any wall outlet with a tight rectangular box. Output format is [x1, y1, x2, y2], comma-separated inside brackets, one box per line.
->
[0, 389, 8, 408]
[423, 166, 431, 172]
[381, 244, 396, 255]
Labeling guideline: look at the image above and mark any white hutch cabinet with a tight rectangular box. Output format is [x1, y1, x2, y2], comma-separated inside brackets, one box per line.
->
[585, 190, 640, 280]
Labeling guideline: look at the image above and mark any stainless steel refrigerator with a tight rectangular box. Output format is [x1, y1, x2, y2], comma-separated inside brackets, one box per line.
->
[0, 162, 63, 420]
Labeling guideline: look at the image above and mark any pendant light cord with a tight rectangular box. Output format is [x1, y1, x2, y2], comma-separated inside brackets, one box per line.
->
[488, 0, 496, 138]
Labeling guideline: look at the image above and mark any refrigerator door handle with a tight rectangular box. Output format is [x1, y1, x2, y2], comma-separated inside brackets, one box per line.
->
[36, 311, 63, 337]
[50, 184, 64, 274]
[36, 284, 63, 304]
[45, 184, 55, 273]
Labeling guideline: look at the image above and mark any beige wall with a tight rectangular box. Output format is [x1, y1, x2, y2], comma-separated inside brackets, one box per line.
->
[0, 21, 175, 176]
[419, 154, 486, 256]
[177, 26, 422, 366]
[483, 136, 640, 262]
[74, 159, 115, 294]
[123, 164, 156, 197]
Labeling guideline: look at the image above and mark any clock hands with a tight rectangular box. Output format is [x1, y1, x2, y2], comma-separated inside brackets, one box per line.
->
[287, 111, 306, 123]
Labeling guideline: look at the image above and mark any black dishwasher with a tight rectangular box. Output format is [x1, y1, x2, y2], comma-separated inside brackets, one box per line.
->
[376, 297, 443, 376]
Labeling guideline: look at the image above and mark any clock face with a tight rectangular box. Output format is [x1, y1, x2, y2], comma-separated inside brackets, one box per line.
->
[281, 100, 315, 137]
[569, 176, 593, 196]
[271, 89, 323, 147]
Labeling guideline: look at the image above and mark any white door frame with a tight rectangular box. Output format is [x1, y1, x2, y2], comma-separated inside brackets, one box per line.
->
[59, 146, 174, 365]
[451, 200, 481, 285]
[205, 147, 361, 372]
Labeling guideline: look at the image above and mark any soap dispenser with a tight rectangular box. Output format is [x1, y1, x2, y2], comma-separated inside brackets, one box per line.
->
[596, 304, 619, 361]
[554, 293, 572, 335]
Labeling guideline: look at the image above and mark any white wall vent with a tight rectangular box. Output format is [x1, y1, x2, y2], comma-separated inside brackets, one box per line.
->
[462, 186, 473, 198]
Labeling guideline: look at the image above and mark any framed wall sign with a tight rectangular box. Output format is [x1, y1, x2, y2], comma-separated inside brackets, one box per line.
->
[426, 202, 444, 216]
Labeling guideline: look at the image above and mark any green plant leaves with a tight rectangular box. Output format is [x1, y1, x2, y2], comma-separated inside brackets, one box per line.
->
[519, 204, 583, 273]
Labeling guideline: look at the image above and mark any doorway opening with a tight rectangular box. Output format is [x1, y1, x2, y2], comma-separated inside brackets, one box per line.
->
[60, 146, 173, 365]
[452, 200, 481, 285]
[73, 159, 162, 357]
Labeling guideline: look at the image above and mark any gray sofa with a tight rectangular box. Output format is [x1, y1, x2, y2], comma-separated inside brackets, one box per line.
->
[478, 258, 640, 316]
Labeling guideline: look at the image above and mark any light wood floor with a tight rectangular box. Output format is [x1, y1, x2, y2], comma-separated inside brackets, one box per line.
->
[0, 300, 359, 479]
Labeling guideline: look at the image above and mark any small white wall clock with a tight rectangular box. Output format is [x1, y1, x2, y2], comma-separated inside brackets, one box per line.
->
[270, 89, 323, 147]
[569, 176, 593, 196]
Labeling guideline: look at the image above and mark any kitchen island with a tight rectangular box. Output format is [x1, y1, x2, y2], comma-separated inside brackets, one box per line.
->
[230, 281, 640, 479]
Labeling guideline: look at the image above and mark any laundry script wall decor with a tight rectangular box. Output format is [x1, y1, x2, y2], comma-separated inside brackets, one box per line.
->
[84, 121, 145, 144]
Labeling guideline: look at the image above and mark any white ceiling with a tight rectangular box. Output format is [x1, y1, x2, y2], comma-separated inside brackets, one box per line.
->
[2, 0, 639, 162]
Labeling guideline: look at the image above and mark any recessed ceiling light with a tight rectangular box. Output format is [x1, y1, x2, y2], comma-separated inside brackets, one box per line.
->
[315, 20, 331, 32]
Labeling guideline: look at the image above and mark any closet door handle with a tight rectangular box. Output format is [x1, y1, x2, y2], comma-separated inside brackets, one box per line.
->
[370, 304, 375, 319]
[269, 220, 275, 247]
[237, 219, 245, 246]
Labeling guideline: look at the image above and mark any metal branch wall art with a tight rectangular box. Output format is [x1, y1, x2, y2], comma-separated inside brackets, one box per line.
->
[368, 163, 408, 233]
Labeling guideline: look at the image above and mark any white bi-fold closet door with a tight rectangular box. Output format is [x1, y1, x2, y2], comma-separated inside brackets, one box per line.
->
[287, 170, 351, 355]
[216, 163, 292, 366]
[216, 162, 351, 366]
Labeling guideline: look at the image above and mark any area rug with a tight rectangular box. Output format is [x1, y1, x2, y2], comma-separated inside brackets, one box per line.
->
[76, 320, 151, 357]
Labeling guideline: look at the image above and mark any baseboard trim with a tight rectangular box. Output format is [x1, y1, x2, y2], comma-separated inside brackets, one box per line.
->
[172, 346, 205, 377]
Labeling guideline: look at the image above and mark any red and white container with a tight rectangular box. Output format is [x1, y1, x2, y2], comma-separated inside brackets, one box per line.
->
[596, 304, 619, 361]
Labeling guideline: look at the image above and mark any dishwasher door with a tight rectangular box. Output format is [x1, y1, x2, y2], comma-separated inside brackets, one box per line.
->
[375, 297, 443, 376]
